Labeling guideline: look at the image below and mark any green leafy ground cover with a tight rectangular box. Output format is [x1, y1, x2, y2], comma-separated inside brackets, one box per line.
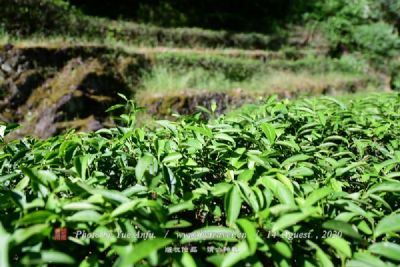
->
[1, 93, 400, 266]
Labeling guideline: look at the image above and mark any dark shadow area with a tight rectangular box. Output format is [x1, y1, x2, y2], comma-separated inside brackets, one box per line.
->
[66, 0, 317, 33]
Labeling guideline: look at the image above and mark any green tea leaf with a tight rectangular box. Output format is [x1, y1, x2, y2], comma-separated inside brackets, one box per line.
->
[272, 209, 316, 232]
[322, 220, 362, 240]
[62, 202, 101, 211]
[335, 162, 366, 176]
[164, 220, 192, 229]
[304, 187, 332, 207]
[224, 185, 242, 226]
[307, 241, 334, 267]
[276, 182, 296, 206]
[324, 237, 352, 258]
[0, 224, 10, 267]
[18, 210, 56, 225]
[67, 210, 102, 222]
[111, 200, 141, 217]
[272, 241, 292, 259]
[136, 154, 154, 182]
[260, 123, 276, 144]
[281, 154, 311, 167]
[91, 189, 131, 203]
[215, 133, 236, 145]
[163, 152, 183, 163]
[74, 155, 90, 180]
[237, 181, 259, 212]
[220, 241, 250, 267]
[369, 242, 400, 262]
[11, 224, 50, 245]
[119, 239, 173, 265]
[236, 219, 257, 254]
[288, 166, 314, 177]
[375, 213, 400, 237]
[168, 201, 195, 215]
[237, 169, 254, 183]
[174, 253, 197, 267]
[367, 182, 400, 195]
[21, 251, 75, 265]
[347, 252, 387, 267]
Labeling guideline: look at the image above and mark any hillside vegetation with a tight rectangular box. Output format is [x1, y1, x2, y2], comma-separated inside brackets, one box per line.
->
[0, 43, 382, 138]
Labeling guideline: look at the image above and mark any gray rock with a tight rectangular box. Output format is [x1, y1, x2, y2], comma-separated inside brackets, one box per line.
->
[1, 63, 12, 73]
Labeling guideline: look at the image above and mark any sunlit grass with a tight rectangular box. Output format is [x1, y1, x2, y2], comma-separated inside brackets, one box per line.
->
[138, 66, 368, 95]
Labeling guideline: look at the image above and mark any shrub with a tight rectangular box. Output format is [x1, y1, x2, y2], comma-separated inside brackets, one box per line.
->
[309, 0, 400, 57]
[1, 93, 400, 266]
[353, 22, 400, 57]
[390, 61, 400, 91]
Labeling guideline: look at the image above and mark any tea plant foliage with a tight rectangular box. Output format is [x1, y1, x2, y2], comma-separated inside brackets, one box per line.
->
[1, 93, 400, 266]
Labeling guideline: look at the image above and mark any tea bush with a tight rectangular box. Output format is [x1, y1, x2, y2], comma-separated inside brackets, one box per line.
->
[1, 93, 400, 266]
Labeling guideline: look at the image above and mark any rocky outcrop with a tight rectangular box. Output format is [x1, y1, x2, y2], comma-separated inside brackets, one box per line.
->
[0, 44, 149, 138]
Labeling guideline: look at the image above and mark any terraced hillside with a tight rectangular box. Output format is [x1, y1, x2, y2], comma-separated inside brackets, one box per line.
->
[2, 0, 398, 139]
[0, 41, 388, 138]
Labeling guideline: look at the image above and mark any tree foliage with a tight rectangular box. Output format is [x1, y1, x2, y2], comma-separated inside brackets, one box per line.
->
[66, 0, 317, 33]
[0, 0, 83, 35]
[307, 0, 400, 57]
